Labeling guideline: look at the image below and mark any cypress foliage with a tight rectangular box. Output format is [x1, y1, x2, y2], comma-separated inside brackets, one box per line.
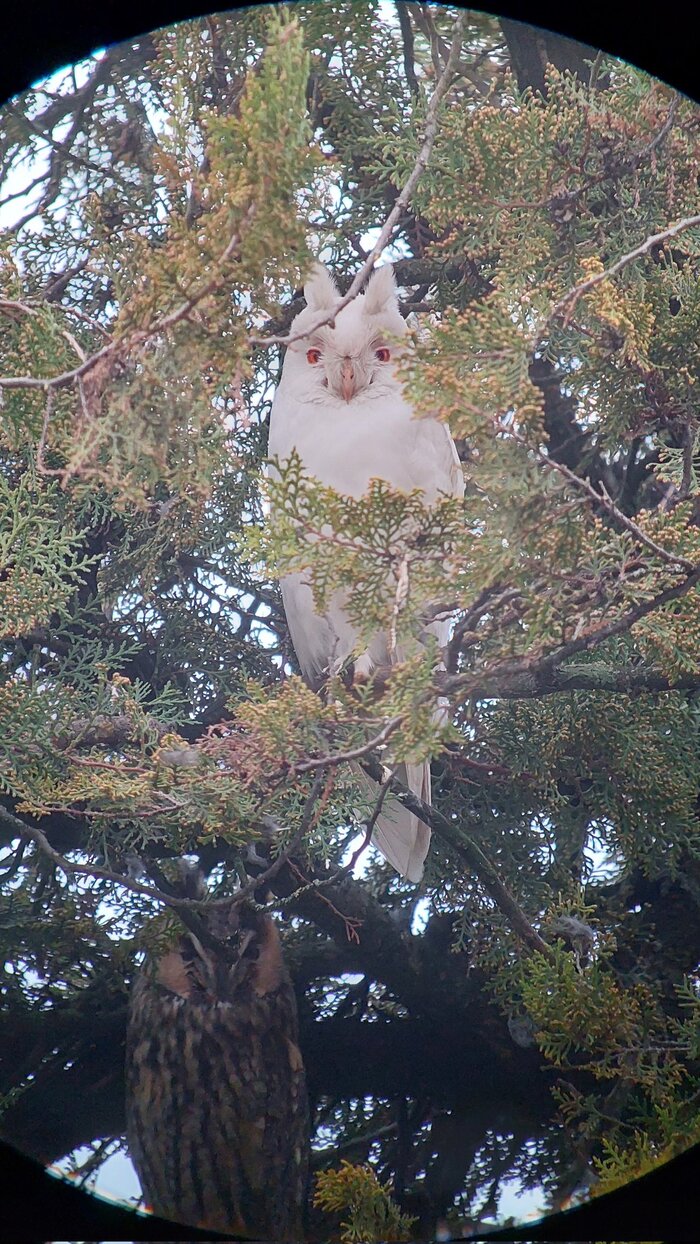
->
[2, 5, 700, 1237]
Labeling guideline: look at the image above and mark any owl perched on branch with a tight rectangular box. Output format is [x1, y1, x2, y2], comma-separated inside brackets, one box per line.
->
[268, 263, 464, 882]
[125, 889, 309, 1241]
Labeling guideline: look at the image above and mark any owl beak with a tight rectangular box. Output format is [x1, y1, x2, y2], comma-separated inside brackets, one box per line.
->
[339, 357, 356, 402]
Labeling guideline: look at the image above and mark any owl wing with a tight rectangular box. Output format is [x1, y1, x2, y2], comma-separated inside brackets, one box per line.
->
[354, 411, 463, 882]
[280, 573, 357, 689]
[442, 419, 466, 500]
[404, 410, 465, 502]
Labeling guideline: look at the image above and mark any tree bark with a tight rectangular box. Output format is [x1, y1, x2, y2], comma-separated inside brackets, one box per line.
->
[500, 18, 604, 95]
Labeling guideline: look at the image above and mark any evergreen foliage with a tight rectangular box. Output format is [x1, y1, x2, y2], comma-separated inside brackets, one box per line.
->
[2, 4, 700, 1237]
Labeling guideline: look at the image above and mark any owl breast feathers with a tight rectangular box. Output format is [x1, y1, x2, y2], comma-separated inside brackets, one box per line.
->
[125, 900, 309, 1240]
[268, 263, 464, 882]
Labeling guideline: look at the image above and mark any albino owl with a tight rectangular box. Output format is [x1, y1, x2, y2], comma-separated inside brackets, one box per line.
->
[268, 263, 464, 882]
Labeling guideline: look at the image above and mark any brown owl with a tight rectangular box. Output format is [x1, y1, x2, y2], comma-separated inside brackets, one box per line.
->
[125, 893, 309, 1241]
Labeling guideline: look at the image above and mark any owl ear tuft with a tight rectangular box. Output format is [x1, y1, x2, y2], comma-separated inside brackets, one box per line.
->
[364, 264, 398, 314]
[303, 263, 339, 311]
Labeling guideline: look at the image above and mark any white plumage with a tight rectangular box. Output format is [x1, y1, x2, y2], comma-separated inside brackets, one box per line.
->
[268, 263, 464, 882]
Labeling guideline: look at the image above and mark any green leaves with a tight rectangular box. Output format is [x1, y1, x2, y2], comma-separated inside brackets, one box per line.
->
[0, 473, 92, 639]
[1, 11, 319, 511]
[314, 1159, 416, 1243]
[262, 451, 469, 643]
[4, 4, 700, 1213]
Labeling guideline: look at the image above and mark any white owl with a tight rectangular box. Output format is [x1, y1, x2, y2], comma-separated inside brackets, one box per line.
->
[268, 263, 464, 882]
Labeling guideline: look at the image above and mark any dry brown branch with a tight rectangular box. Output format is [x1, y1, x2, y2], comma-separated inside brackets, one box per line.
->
[286, 859, 363, 942]
[278, 767, 398, 915]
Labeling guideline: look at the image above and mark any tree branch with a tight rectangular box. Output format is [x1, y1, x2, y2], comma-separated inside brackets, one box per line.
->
[0, 203, 258, 402]
[396, 2, 420, 98]
[249, 11, 466, 349]
[505, 422, 696, 573]
[293, 717, 403, 772]
[445, 661, 700, 700]
[443, 563, 700, 700]
[547, 212, 700, 327]
[361, 760, 553, 959]
[0, 805, 236, 913]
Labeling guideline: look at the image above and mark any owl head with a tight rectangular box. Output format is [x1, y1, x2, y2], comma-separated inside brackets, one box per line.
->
[281, 263, 406, 405]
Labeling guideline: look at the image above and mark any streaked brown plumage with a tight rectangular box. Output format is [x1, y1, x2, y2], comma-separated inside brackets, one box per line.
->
[125, 898, 309, 1241]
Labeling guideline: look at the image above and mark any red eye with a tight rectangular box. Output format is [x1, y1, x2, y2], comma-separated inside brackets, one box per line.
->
[375, 347, 391, 362]
[306, 348, 321, 364]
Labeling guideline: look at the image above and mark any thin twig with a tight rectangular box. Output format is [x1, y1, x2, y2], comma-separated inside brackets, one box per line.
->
[446, 585, 521, 673]
[441, 562, 700, 700]
[60, 303, 111, 339]
[0, 836, 29, 881]
[536, 563, 700, 671]
[286, 859, 363, 942]
[638, 94, 679, 159]
[343, 765, 398, 875]
[224, 772, 329, 906]
[0, 202, 257, 397]
[249, 11, 466, 349]
[548, 211, 700, 327]
[269, 769, 397, 916]
[505, 423, 696, 572]
[361, 759, 553, 959]
[293, 717, 403, 772]
[0, 805, 233, 912]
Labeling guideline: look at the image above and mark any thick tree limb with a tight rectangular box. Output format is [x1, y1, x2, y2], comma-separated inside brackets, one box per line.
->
[445, 564, 700, 700]
[444, 661, 700, 700]
[0, 972, 551, 1166]
[500, 18, 602, 95]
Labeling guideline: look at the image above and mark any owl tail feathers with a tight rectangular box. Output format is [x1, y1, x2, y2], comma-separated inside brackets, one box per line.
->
[363, 760, 431, 883]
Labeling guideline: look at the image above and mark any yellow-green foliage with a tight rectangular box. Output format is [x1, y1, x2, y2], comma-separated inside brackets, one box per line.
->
[9, 12, 319, 507]
[594, 1132, 672, 1198]
[399, 68, 700, 452]
[259, 451, 471, 640]
[519, 943, 660, 1074]
[4, 1, 700, 1218]
[0, 473, 90, 638]
[314, 1160, 416, 1243]
[484, 682, 700, 875]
